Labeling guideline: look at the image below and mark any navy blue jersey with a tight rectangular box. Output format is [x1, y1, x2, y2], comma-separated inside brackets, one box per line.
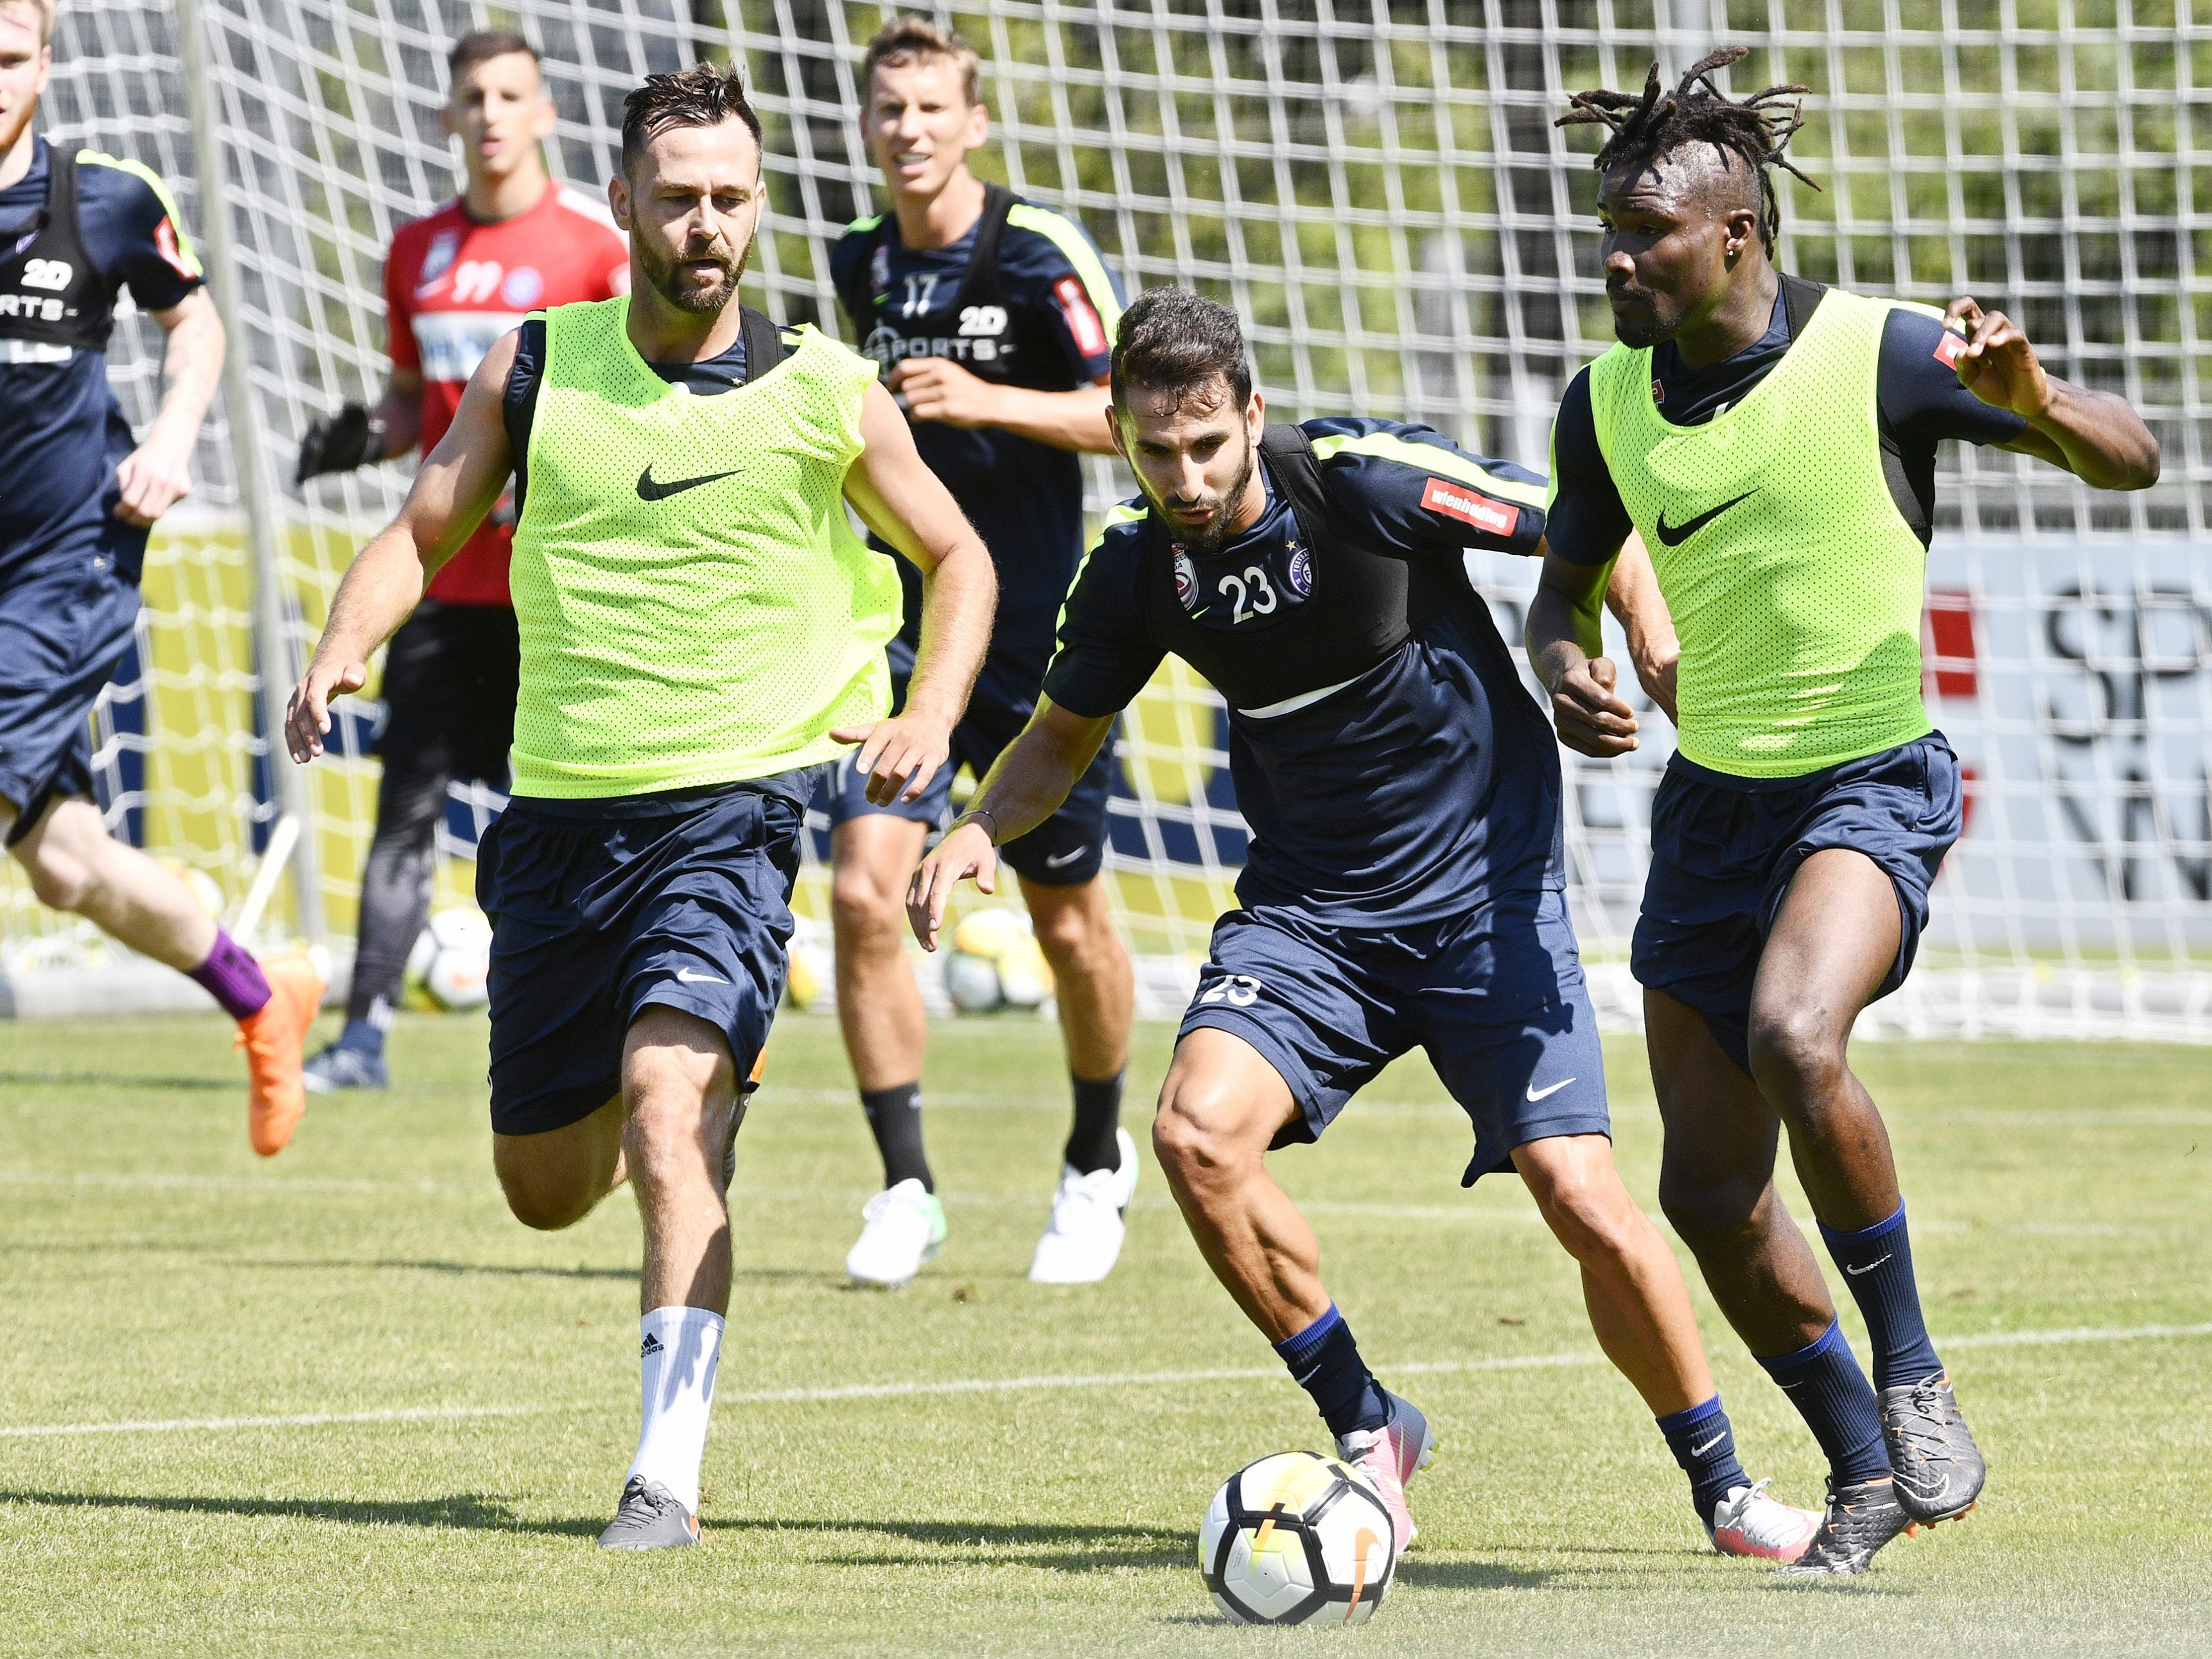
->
[829, 195, 1123, 683]
[1043, 417, 1558, 927]
[0, 137, 203, 579]
[1547, 281, 2029, 565]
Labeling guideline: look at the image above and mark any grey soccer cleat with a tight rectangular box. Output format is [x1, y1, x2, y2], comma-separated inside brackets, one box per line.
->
[1881, 1373, 1986, 1525]
[302, 1044, 388, 1093]
[1777, 1476, 1913, 1577]
[597, 1477, 699, 1550]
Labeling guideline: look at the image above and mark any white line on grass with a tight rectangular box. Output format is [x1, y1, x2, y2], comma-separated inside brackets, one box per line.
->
[3, 1322, 2205, 1443]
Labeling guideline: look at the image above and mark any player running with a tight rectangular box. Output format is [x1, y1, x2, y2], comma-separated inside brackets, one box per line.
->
[820, 17, 1137, 1289]
[0, 0, 319, 1151]
[1528, 54, 2160, 1574]
[909, 288, 1821, 1563]
[294, 29, 628, 1093]
[285, 62, 994, 1550]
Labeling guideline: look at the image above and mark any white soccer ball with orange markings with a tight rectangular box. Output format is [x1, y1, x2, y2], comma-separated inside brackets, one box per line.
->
[1198, 1451, 1396, 1626]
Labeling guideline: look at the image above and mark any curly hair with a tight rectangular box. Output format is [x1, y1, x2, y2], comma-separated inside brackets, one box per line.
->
[1558, 49, 1819, 252]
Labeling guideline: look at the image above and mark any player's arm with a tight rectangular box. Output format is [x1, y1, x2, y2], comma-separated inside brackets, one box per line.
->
[906, 698, 1114, 950]
[112, 288, 225, 527]
[835, 379, 999, 805]
[285, 329, 520, 762]
[1945, 297, 2160, 489]
[886, 361, 1118, 453]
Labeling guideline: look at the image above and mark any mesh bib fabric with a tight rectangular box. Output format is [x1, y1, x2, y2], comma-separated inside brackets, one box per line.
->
[507, 299, 900, 798]
[1588, 288, 1937, 778]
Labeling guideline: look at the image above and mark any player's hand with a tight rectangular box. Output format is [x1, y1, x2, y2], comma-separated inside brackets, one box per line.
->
[1547, 653, 1640, 758]
[1629, 641, 1680, 726]
[295, 402, 386, 486]
[886, 358, 1005, 429]
[284, 656, 370, 763]
[1944, 297, 2053, 421]
[907, 819, 998, 952]
[112, 437, 195, 527]
[830, 714, 951, 807]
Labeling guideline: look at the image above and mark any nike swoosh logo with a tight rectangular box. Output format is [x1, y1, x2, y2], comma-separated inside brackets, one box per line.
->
[1526, 1077, 1576, 1102]
[1043, 848, 1087, 869]
[1653, 488, 1757, 547]
[1690, 1433, 1726, 1457]
[674, 968, 727, 985]
[637, 464, 741, 501]
[1844, 1254, 1893, 1276]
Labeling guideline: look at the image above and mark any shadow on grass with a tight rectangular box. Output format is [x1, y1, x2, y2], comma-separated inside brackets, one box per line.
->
[715, 1515, 1193, 1572]
[0, 1070, 233, 1093]
[0, 1488, 601, 1538]
[224, 1257, 638, 1284]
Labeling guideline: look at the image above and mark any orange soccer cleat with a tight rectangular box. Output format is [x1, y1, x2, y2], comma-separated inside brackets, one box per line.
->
[236, 951, 325, 1156]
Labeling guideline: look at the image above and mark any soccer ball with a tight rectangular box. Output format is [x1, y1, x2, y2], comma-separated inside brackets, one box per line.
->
[405, 906, 492, 1012]
[784, 916, 830, 1011]
[1199, 1451, 1397, 1626]
[943, 907, 1055, 1014]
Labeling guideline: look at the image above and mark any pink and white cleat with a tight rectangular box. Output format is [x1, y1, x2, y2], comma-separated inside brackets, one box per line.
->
[1333, 1389, 1438, 1553]
[1708, 1477, 1822, 1564]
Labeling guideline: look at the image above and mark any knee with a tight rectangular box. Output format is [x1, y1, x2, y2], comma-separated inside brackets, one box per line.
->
[1150, 1077, 1248, 1198]
[496, 1158, 599, 1232]
[1657, 1166, 1765, 1257]
[830, 859, 904, 946]
[1523, 1150, 1641, 1265]
[1746, 1002, 1847, 1101]
[21, 840, 96, 913]
[1030, 895, 1122, 978]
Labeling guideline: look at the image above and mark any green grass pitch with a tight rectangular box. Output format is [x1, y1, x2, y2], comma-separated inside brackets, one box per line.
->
[0, 1014, 2206, 1655]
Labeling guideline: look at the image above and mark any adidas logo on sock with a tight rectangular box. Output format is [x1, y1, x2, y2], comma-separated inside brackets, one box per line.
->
[640, 1332, 663, 1358]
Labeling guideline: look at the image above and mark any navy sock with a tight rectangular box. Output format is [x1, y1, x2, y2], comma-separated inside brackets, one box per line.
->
[1756, 1319, 1891, 1487]
[1656, 1394, 1750, 1523]
[1064, 1070, 1124, 1175]
[334, 1016, 385, 1058]
[1820, 1202, 1944, 1391]
[860, 1083, 933, 1193]
[1274, 1303, 1390, 1439]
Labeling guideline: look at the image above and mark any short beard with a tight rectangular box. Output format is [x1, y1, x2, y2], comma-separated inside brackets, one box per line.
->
[1157, 430, 1257, 557]
[1608, 288, 1678, 349]
[640, 236, 750, 315]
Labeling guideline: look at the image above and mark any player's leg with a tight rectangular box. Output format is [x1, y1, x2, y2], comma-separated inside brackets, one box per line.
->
[1751, 843, 1983, 1525]
[1157, 916, 1434, 1549]
[828, 809, 943, 1287]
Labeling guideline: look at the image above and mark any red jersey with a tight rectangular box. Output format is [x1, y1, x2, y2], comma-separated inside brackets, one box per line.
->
[384, 181, 628, 606]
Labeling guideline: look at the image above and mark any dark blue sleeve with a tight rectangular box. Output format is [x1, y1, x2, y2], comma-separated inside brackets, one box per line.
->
[1879, 308, 2029, 448]
[1039, 516, 1163, 718]
[827, 226, 875, 344]
[1303, 417, 1549, 557]
[1542, 368, 1634, 568]
[1001, 209, 1123, 383]
[81, 156, 202, 314]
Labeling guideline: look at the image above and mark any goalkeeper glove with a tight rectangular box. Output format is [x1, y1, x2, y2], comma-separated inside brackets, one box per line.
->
[295, 403, 387, 484]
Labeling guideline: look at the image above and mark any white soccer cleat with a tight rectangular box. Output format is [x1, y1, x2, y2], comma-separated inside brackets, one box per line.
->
[844, 1179, 947, 1289]
[1708, 1477, 1823, 1564]
[1334, 1389, 1437, 1554]
[1028, 1127, 1139, 1284]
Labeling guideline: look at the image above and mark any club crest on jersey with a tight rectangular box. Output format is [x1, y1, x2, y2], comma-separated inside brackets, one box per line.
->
[1285, 541, 1313, 598]
[419, 229, 459, 288]
[1173, 548, 1198, 611]
[501, 266, 544, 308]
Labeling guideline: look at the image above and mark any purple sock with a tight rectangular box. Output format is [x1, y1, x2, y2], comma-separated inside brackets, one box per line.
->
[187, 929, 272, 1022]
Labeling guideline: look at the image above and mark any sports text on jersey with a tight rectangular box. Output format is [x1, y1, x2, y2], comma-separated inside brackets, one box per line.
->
[1421, 476, 1520, 537]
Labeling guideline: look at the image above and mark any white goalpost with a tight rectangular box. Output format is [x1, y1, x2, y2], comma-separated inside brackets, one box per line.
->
[9, 0, 2208, 1038]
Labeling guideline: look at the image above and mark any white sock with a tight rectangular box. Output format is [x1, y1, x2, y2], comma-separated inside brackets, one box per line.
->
[626, 1305, 725, 1514]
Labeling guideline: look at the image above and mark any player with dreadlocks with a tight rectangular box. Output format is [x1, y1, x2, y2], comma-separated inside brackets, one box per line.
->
[1527, 50, 2158, 1575]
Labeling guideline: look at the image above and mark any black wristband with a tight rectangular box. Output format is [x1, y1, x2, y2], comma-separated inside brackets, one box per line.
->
[949, 807, 999, 845]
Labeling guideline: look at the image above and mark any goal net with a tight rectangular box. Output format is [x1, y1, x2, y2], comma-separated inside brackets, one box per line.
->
[11, 0, 2208, 1038]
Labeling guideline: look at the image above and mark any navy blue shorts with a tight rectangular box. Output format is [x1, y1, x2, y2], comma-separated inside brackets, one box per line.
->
[0, 550, 140, 845]
[818, 637, 1114, 887]
[1179, 888, 1611, 1185]
[475, 772, 816, 1137]
[1632, 734, 1963, 1075]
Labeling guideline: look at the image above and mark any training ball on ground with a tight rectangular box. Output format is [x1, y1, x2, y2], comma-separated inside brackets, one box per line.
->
[405, 906, 492, 1012]
[944, 907, 1055, 1014]
[1199, 1452, 1396, 1626]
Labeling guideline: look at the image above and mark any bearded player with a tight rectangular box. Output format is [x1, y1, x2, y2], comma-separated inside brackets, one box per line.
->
[287, 63, 994, 1549]
[821, 15, 1136, 1289]
[909, 289, 1823, 1563]
[294, 29, 627, 1092]
[0, 0, 319, 1152]
[1527, 54, 2159, 1574]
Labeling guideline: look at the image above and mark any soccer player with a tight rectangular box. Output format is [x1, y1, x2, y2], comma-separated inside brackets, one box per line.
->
[285, 63, 995, 1549]
[1528, 54, 2161, 1574]
[909, 289, 1821, 1563]
[294, 29, 628, 1092]
[820, 16, 1136, 1288]
[0, 0, 319, 1151]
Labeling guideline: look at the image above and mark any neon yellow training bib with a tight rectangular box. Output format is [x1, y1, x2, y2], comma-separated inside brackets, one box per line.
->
[507, 299, 902, 798]
[1586, 287, 1939, 778]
